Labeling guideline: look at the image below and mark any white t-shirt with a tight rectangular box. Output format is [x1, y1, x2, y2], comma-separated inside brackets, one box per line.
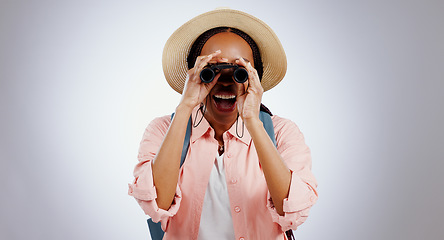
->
[198, 153, 235, 240]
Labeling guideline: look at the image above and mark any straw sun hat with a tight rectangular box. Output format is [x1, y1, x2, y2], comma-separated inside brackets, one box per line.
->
[162, 8, 287, 94]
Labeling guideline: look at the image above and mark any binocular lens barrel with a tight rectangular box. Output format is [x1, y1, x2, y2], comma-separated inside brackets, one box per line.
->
[200, 66, 248, 83]
[200, 68, 216, 83]
[233, 68, 248, 83]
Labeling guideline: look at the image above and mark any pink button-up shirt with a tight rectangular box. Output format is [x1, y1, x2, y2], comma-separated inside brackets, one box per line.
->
[128, 108, 318, 240]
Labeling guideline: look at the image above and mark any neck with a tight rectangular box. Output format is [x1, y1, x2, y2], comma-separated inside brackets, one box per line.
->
[204, 113, 237, 144]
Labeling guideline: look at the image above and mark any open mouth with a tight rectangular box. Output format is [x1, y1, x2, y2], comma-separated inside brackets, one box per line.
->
[212, 94, 237, 112]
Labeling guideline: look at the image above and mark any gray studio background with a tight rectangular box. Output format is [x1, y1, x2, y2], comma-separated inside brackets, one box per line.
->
[1, 0, 443, 239]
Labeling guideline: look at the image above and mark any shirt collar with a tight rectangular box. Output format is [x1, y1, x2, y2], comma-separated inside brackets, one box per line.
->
[190, 106, 251, 145]
[190, 106, 212, 143]
[226, 115, 251, 145]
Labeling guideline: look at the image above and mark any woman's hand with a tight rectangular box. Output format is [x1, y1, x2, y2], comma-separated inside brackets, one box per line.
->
[178, 50, 222, 112]
[235, 58, 264, 125]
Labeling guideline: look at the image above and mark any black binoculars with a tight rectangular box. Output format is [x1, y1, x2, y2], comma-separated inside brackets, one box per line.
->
[200, 63, 248, 83]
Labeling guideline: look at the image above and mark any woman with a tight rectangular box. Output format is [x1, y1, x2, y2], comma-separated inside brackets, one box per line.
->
[128, 8, 318, 240]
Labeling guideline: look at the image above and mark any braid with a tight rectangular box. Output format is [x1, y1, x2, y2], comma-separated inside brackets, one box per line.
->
[260, 103, 273, 116]
[187, 27, 228, 69]
[228, 28, 263, 81]
[187, 27, 264, 80]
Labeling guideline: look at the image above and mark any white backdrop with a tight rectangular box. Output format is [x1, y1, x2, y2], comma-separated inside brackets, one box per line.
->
[1, 0, 443, 239]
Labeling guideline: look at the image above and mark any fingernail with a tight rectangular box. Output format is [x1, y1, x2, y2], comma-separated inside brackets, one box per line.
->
[216, 50, 221, 53]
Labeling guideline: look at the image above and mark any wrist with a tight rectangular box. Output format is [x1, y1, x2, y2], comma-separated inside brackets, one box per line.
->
[175, 103, 194, 116]
[243, 116, 262, 131]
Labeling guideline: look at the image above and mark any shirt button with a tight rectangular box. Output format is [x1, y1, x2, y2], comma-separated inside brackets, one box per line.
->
[239, 237, 245, 240]
[227, 153, 232, 158]
[231, 179, 237, 184]
[234, 206, 241, 213]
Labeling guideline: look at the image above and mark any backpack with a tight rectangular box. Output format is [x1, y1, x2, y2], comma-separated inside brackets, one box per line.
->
[147, 110, 294, 239]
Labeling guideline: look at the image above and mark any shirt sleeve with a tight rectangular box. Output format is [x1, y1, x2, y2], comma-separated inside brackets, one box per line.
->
[127, 115, 182, 231]
[266, 116, 319, 232]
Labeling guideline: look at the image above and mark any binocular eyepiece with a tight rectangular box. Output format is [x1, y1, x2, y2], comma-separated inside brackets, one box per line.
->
[200, 63, 248, 83]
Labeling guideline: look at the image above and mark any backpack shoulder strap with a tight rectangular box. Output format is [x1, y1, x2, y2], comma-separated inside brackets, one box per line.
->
[170, 113, 192, 168]
[147, 219, 164, 240]
[259, 110, 276, 147]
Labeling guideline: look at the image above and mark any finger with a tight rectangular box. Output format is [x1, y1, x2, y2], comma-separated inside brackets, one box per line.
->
[235, 57, 248, 67]
[189, 55, 208, 79]
[208, 57, 228, 64]
[246, 62, 262, 91]
[210, 72, 221, 87]
[234, 59, 251, 91]
[237, 59, 261, 91]
[237, 58, 255, 76]
[194, 55, 208, 68]
[203, 73, 219, 92]
[235, 79, 247, 98]
[196, 50, 222, 69]
[189, 50, 222, 84]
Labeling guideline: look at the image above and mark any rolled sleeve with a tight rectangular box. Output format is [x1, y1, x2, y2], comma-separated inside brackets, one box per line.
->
[267, 116, 319, 231]
[266, 171, 318, 231]
[128, 116, 182, 230]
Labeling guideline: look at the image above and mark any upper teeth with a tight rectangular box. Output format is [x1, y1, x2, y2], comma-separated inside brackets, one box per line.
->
[214, 94, 236, 100]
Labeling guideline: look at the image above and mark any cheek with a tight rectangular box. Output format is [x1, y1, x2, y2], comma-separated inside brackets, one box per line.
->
[205, 94, 212, 103]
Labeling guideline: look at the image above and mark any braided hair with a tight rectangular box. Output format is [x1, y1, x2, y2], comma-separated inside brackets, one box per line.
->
[186, 27, 264, 81]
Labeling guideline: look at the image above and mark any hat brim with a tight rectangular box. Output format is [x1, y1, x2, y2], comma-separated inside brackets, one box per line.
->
[162, 8, 287, 94]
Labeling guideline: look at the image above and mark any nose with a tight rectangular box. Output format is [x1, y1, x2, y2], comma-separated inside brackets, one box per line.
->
[217, 78, 235, 87]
